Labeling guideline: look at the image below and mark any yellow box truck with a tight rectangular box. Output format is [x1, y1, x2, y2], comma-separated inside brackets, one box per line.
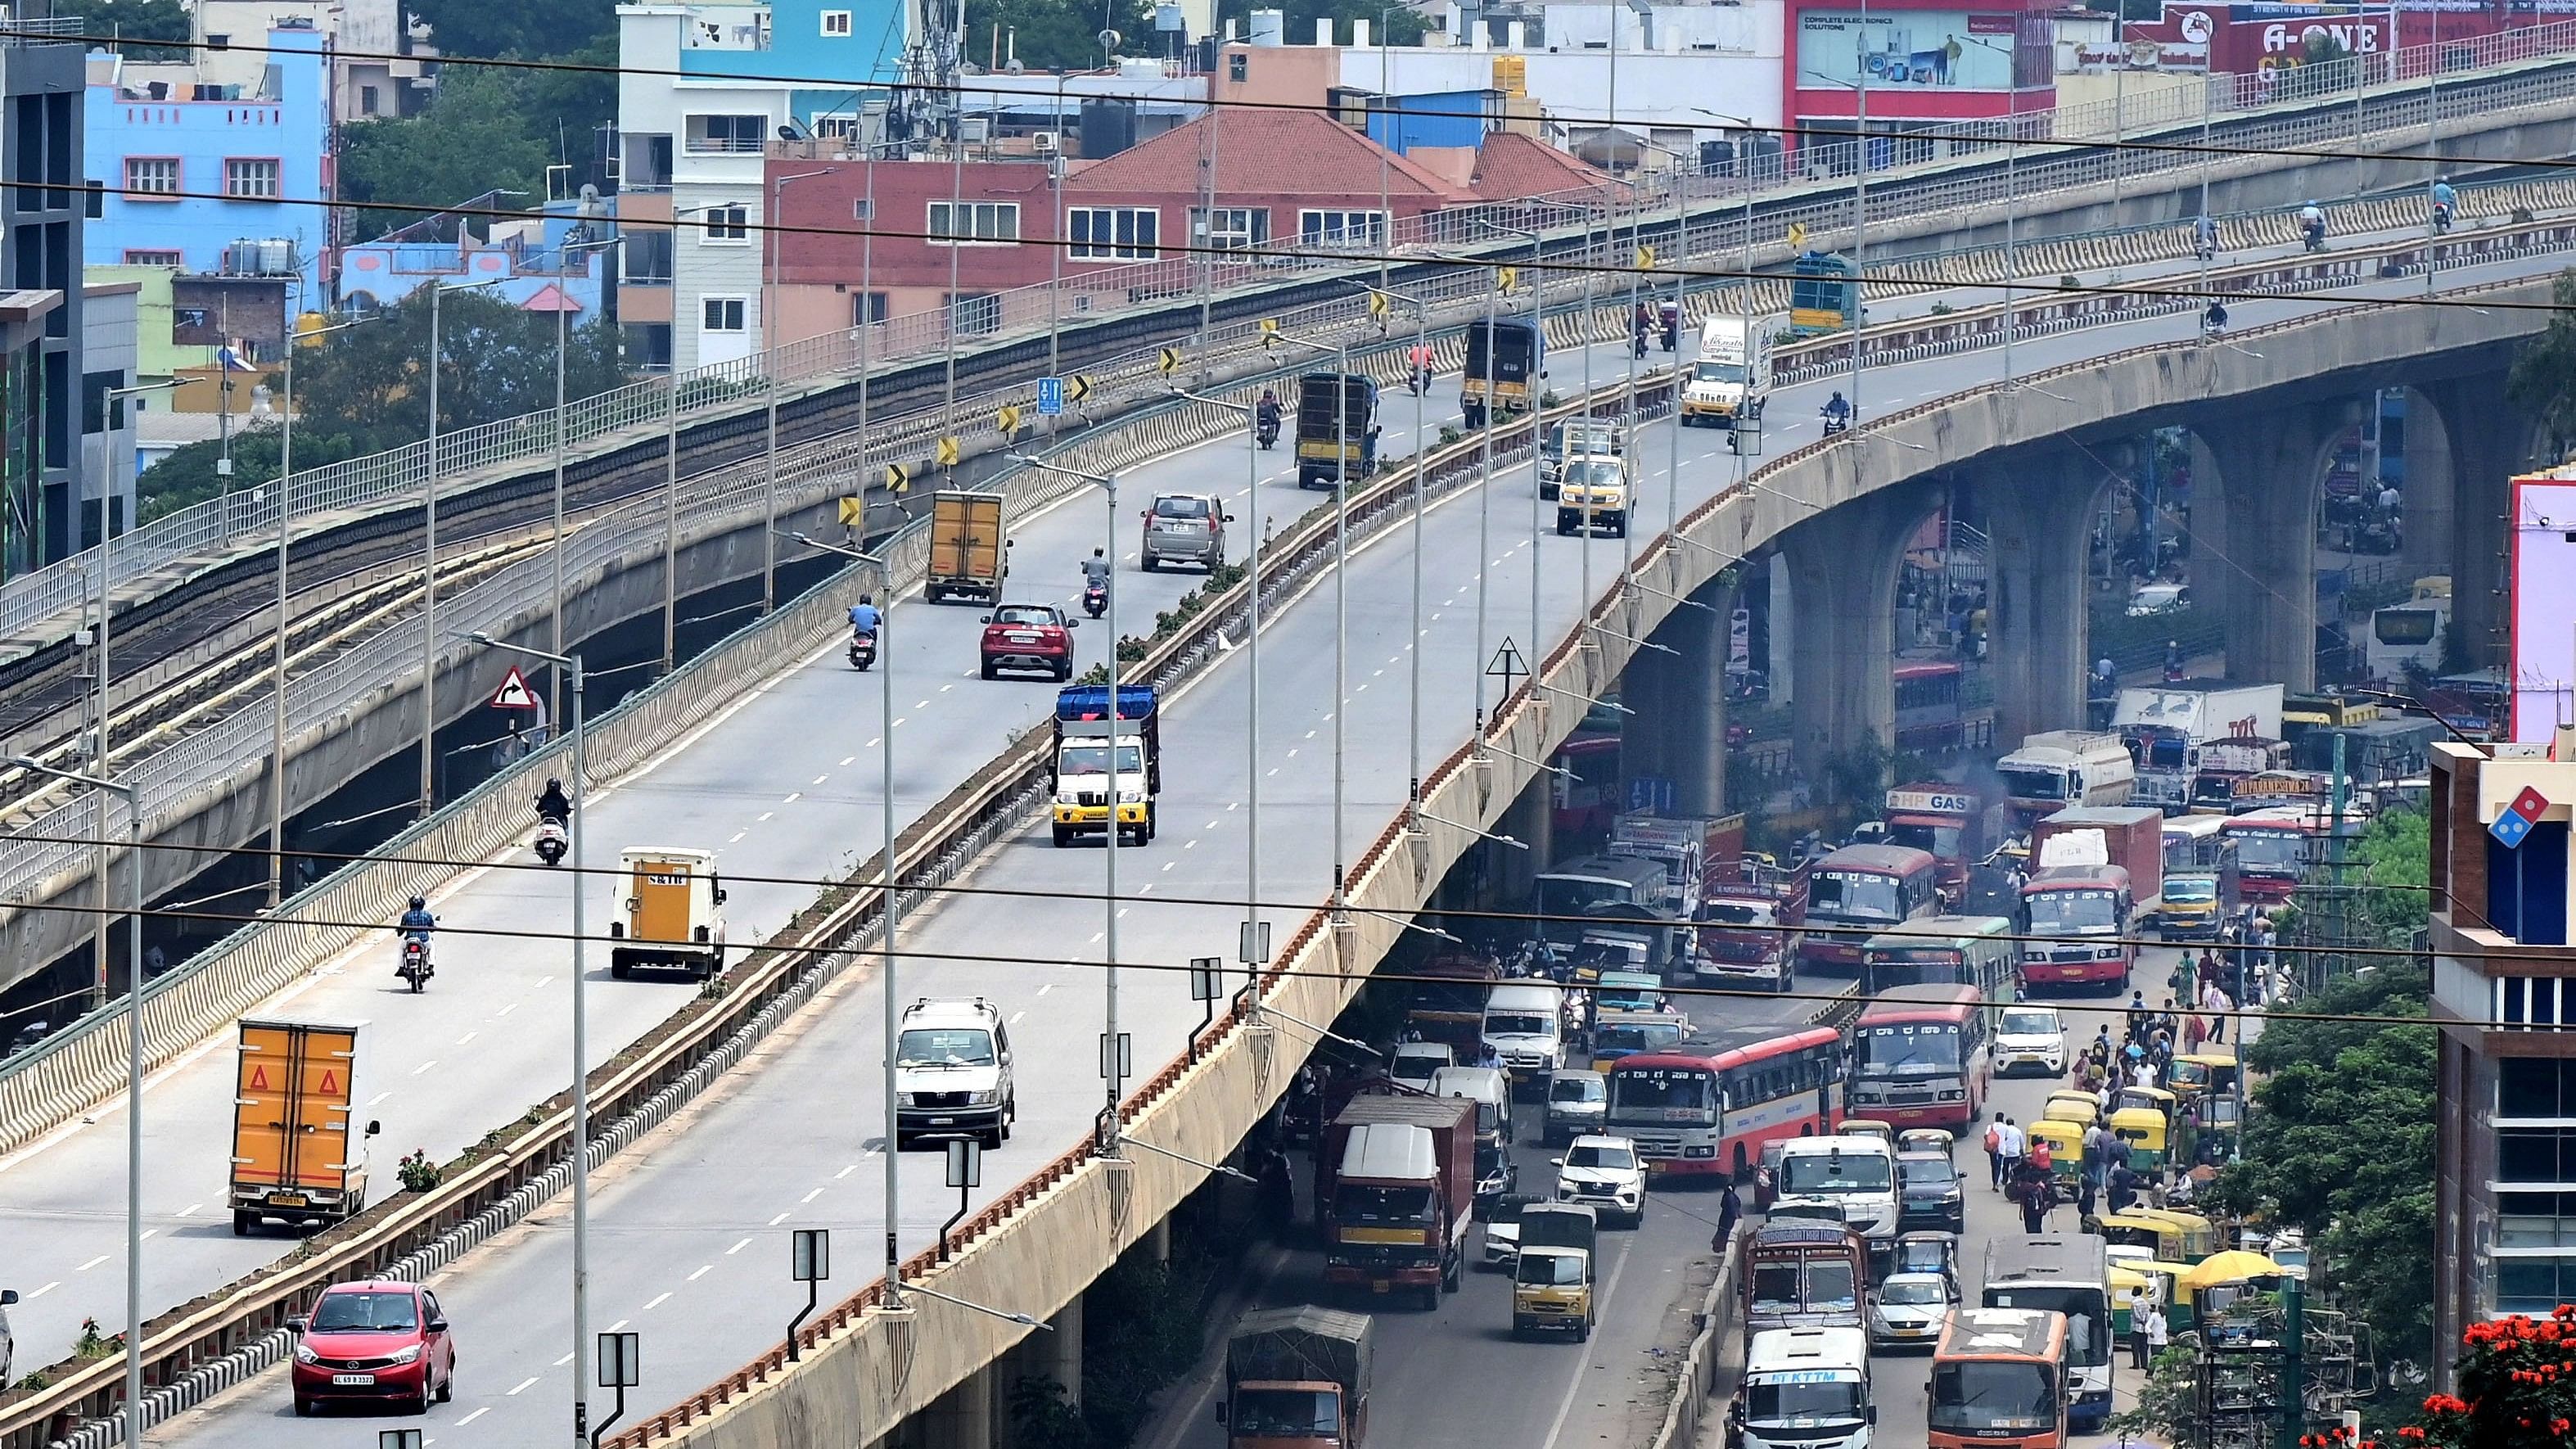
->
[608, 846, 729, 981]
[926, 490, 1008, 604]
[230, 1017, 378, 1235]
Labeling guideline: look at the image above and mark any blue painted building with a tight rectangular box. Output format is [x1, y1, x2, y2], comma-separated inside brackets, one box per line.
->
[83, 25, 329, 321]
[1360, 88, 1500, 156]
[338, 205, 612, 321]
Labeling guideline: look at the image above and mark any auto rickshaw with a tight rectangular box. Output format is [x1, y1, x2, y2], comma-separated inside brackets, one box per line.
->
[2165, 1051, 2237, 1102]
[1897, 1127, 1955, 1160]
[2132, 1208, 2222, 1262]
[2098, 1212, 2190, 1266]
[2109, 1106, 2169, 1171]
[2028, 1119, 2087, 1191]
[2194, 1094, 2243, 1165]
[2044, 1092, 2101, 1128]
[2123, 1259, 2201, 1334]
[1891, 1230, 1960, 1285]
[1840, 1119, 1897, 1151]
[2109, 1263, 2159, 1335]
[2117, 1085, 2178, 1127]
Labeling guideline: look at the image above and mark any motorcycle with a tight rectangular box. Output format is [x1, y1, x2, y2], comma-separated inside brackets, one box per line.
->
[1256, 415, 1279, 450]
[535, 816, 568, 868]
[2433, 200, 2454, 235]
[1820, 407, 1850, 436]
[1082, 580, 1108, 620]
[397, 937, 434, 994]
[2302, 219, 2327, 253]
[848, 627, 877, 671]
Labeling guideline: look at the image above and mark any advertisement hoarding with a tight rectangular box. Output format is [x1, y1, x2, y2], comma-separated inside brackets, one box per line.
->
[1796, 10, 2032, 90]
[2511, 477, 2576, 743]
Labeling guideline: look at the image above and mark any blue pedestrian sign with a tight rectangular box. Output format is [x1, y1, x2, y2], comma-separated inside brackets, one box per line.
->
[1036, 377, 1066, 417]
[1626, 776, 1675, 814]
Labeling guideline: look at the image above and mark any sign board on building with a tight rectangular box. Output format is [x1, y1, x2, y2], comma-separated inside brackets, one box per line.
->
[1795, 10, 2032, 91]
[2510, 475, 2576, 743]
[1888, 787, 1978, 815]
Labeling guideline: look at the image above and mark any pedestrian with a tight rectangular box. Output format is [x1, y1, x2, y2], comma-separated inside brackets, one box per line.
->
[1984, 1116, 2007, 1190]
[1713, 1180, 1743, 1252]
[2203, 979, 2234, 1044]
[2108, 1162, 2144, 1214]
[2196, 949, 2218, 992]
[2029, 1135, 2055, 1178]
[2183, 1009, 2208, 1054]
[2127, 1288, 2154, 1368]
[1256, 1148, 1296, 1237]
[2019, 1175, 2055, 1234]
[2132, 1058, 2157, 1090]
[2082, 1121, 2109, 1187]
[1998, 1115, 2026, 1186]
[2077, 1171, 2099, 1223]
[2143, 1300, 2171, 1366]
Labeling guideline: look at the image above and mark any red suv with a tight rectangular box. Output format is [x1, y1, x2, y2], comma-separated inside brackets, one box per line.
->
[979, 603, 1076, 681]
[290, 1280, 455, 1415]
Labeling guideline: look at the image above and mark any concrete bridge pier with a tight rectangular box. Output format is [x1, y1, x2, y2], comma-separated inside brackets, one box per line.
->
[888, 1292, 1084, 1449]
[1617, 571, 1735, 819]
[1783, 477, 1943, 791]
[2418, 373, 2540, 672]
[2199, 399, 2353, 693]
[1979, 453, 2103, 744]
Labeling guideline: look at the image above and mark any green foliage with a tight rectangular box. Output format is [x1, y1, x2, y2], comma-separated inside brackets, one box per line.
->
[2107, 1346, 2200, 1442]
[336, 58, 611, 242]
[2355, 808, 2431, 946]
[2413, 1313, 2576, 1448]
[395, 1149, 443, 1193]
[1078, 1246, 1218, 1447]
[1004, 1377, 1090, 1449]
[49, 0, 187, 57]
[964, 0, 1153, 70]
[2509, 274, 2576, 446]
[73, 1317, 119, 1360]
[2203, 963, 2434, 1366]
[138, 425, 282, 523]
[404, 0, 615, 61]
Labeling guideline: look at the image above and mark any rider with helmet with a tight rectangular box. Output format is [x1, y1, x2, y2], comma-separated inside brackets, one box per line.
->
[534, 777, 571, 825]
[398, 896, 435, 944]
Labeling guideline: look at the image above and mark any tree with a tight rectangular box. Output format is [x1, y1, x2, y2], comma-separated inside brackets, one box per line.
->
[2405, 1311, 2576, 1448]
[2355, 808, 2430, 949]
[401, 0, 616, 70]
[2201, 964, 2435, 1367]
[46, 0, 189, 60]
[336, 61, 607, 242]
[963, 0, 1153, 71]
[2508, 273, 2576, 446]
[135, 427, 282, 523]
[2108, 1346, 2200, 1444]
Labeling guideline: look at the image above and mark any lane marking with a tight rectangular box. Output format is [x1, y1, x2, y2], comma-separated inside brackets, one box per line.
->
[727, 1238, 754, 1255]
[139, 1228, 156, 1241]
[813, 774, 830, 785]
[836, 1164, 857, 1180]
[412, 1059, 437, 1076]
[496, 1002, 519, 1018]
[782, 792, 801, 805]
[729, 831, 748, 844]
[688, 1265, 714, 1281]
[366, 1093, 391, 1107]
[801, 1187, 824, 1203]
[508, 1377, 540, 1397]
[1010, 1011, 1026, 1026]
[644, 1292, 673, 1311]
[177, 1203, 201, 1217]
[841, 756, 857, 766]
[1037, 983, 1053, 997]
[27, 1282, 56, 1298]
[534, 977, 554, 989]
[757, 812, 774, 823]
[458, 1408, 491, 1426]
[769, 1212, 790, 1226]
[456, 1031, 477, 1046]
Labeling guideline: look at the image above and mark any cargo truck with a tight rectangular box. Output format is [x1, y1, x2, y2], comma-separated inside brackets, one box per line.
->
[1219, 1307, 1373, 1448]
[1050, 684, 1160, 846]
[230, 1018, 381, 1235]
[924, 490, 1008, 604]
[1295, 372, 1379, 490]
[1319, 1094, 1476, 1308]
[1882, 783, 2004, 907]
[2113, 682, 2287, 812]
[2031, 806, 2165, 910]
[1996, 731, 2138, 829]
[608, 846, 729, 980]
[1678, 314, 1776, 428]
[1460, 317, 1544, 429]
[1608, 810, 1746, 917]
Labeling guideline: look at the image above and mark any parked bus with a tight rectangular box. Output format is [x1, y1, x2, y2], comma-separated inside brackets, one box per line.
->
[2366, 576, 2449, 682]
[1847, 984, 1991, 1130]
[1982, 1234, 2115, 1433]
[1859, 914, 2018, 1002]
[1604, 1023, 1844, 1180]
[2222, 806, 2319, 905]
[2015, 864, 2135, 993]
[1789, 251, 1860, 334]
[1801, 844, 1942, 973]
[1893, 659, 1969, 754]
[1929, 1308, 2071, 1449]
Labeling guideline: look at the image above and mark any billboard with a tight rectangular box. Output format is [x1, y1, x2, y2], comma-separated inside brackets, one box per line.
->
[2123, 3, 2396, 75]
[1796, 10, 2030, 90]
[2511, 476, 2576, 743]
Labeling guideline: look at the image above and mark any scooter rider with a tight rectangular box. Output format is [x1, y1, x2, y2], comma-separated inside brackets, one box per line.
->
[534, 777, 571, 824]
[2299, 200, 2326, 246]
[1255, 387, 1281, 437]
[397, 897, 436, 974]
[1822, 390, 1852, 429]
[2431, 174, 2458, 228]
[847, 593, 881, 641]
[1082, 548, 1112, 589]
[2192, 212, 2218, 259]
[2202, 299, 2229, 336]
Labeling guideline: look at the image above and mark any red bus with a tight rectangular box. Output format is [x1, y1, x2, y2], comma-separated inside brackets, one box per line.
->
[1552, 734, 1622, 839]
[1604, 1023, 1844, 1180]
[1847, 984, 1992, 1129]
[2015, 863, 2136, 993]
[1800, 844, 1942, 973]
[2222, 806, 2319, 905]
[1894, 660, 1967, 754]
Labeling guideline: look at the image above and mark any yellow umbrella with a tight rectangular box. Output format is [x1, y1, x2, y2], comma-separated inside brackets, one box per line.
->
[2182, 1250, 2284, 1289]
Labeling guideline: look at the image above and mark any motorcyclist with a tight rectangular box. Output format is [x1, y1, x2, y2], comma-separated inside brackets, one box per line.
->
[398, 896, 436, 945]
[2192, 212, 2218, 258]
[1082, 548, 1112, 589]
[2202, 299, 2229, 335]
[2431, 174, 2458, 227]
[1406, 343, 1433, 393]
[848, 593, 881, 640]
[1255, 388, 1281, 434]
[1822, 390, 1852, 427]
[2164, 638, 2186, 679]
[534, 778, 571, 825]
[2299, 200, 2326, 243]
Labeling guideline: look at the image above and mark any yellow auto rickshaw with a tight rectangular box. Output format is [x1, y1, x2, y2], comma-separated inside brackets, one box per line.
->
[2109, 1106, 2168, 1171]
[2109, 1264, 2159, 1335]
[2098, 1212, 2187, 1264]
[1898, 1127, 1956, 1159]
[1840, 1118, 1897, 1150]
[2044, 1092, 2101, 1128]
[2028, 1119, 2087, 1190]
[2123, 1259, 2201, 1334]
[2131, 1208, 2222, 1262]
[2168, 1050, 2240, 1101]
[2117, 1085, 2178, 1128]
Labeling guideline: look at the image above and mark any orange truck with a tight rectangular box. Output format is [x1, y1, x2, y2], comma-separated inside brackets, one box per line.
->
[925, 490, 1008, 604]
[229, 1017, 380, 1236]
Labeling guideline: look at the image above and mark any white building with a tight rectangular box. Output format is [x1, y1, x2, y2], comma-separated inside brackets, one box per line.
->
[192, 0, 439, 120]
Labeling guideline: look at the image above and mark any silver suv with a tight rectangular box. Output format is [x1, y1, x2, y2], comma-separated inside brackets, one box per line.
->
[1139, 492, 1230, 571]
[894, 999, 1016, 1149]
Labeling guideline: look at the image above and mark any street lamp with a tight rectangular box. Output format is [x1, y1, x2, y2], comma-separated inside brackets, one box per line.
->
[1802, 65, 1870, 422]
[266, 305, 377, 907]
[1360, 282, 1434, 827]
[1487, 221, 1550, 717]
[764, 170, 830, 616]
[11, 757, 139, 1449]
[778, 529, 901, 1305]
[457, 630, 591, 1446]
[554, 230, 627, 720]
[1255, 328, 1359, 912]
[417, 275, 508, 821]
[662, 205, 724, 675]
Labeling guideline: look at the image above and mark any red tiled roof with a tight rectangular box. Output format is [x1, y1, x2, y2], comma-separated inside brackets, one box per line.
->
[1070, 108, 1476, 201]
[519, 282, 581, 314]
[1468, 131, 1621, 205]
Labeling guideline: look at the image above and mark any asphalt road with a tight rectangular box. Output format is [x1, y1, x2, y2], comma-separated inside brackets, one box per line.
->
[77, 221, 2500, 1444]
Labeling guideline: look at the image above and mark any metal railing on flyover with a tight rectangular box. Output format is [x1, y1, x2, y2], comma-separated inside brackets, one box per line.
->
[2, 23, 2569, 653]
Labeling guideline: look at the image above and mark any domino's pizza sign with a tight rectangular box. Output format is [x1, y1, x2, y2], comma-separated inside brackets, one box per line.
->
[2493, 785, 2551, 850]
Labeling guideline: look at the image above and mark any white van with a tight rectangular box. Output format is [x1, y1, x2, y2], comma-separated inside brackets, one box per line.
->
[1429, 1064, 1514, 1147]
[1482, 983, 1567, 1086]
[1736, 1325, 1874, 1449]
[893, 998, 1016, 1150]
[1771, 1137, 1899, 1253]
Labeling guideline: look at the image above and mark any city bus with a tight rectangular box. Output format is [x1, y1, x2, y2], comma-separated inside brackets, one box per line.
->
[1801, 844, 1942, 973]
[2221, 806, 2320, 905]
[2366, 576, 2448, 682]
[1846, 984, 1991, 1129]
[1929, 1308, 2070, 1449]
[1893, 659, 1969, 754]
[1603, 1023, 1844, 1180]
[1789, 251, 1860, 334]
[1982, 1233, 2116, 1433]
[2015, 864, 2135, 993]
[1859, 914, 2018, 1003]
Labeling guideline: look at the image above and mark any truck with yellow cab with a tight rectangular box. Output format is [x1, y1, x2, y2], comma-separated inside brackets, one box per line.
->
[607, 846, 729, 981]
[1219, 1307, 1372, 1448]
[1555, 452, 1632, 538]
[230, 1017, 381, 1235]
[1050, 684, 1161, 846]
[1679, 313, 1778, 429]
[1320, 1093, 1475, 1308]
[925, 490, 1008, 604]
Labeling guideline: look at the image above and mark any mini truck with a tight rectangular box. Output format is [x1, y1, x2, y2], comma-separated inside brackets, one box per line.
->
[1555, 452, 1632, 537]
[230, 1017, 380, 1235]
[608, 846, 729, 980]
[1460, 317, 1545, 429]
[1680, 313, 1776, 428]
[1294, 372, 1379, 490]
[1320, 1094, 1476, 1308]
[1050, 684, 1161, 846]
[1220, 1306, 1373, 1448]
[925, 490, 1008, 603]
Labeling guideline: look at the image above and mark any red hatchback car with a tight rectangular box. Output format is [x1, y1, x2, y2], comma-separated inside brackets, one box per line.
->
[291, 1280, 455, 1415]
[979, 603, 1076, 681]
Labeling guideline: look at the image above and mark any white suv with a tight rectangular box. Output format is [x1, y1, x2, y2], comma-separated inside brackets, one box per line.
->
[1554, 1134, 1649, 1227]
[894, 999, 1016, 1150]
[1993, 1004, 2068, 1077]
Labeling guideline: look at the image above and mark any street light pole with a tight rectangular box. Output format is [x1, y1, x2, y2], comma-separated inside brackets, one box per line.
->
[12, 758, 138, 1449]
[417, 277, 503, 819]
[764, 171, 829, 616]
[461, 633, 588, 1449]
[555, 237, 625, 719]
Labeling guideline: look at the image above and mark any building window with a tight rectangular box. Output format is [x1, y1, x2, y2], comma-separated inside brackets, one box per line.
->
[927, 200, 1018, 244]
[851, 197, 873, 221]
[122, 249, 182, 267]
[2499, 1058, 2576, 1118]
[2500, 977, 2569, 1027]
[949, 292, 1000, 336]
[814, 113, 858, 141]
[852, 291, 888, 326]
[1190, 205, 1269, 251]
[83, 180, 102, 219]
[821, 9, 853, 34]
[1229, 52, 1247, 82]
[359, 84, 380, 115]
[2499, 1192, 2576, 1248]
[223, 157, 282, 199]
[2498, 1257, 2576, 1315]
[1298, 208, 1386, 250]
[687, 114, 769, 154]
[1067, 206, 1158, 261]
[2498, 1128, 2576, 1185]
[701, 204, 749, 242]
[122, 156, 179, 197]
[702, 296, 747, 332]
[625, 230, 674, 282]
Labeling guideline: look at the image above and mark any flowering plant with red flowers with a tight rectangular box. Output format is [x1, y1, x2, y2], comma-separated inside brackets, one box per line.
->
[2403, 1307, 2576, 1447]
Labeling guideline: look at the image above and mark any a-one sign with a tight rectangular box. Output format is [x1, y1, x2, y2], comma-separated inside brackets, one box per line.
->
[489, 666, 540, 711]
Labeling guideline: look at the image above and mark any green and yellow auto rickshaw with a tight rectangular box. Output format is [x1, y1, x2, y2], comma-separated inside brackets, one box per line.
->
[2028, 1119, 2087, 1191]
[2110, 1106, 2169, 1171]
